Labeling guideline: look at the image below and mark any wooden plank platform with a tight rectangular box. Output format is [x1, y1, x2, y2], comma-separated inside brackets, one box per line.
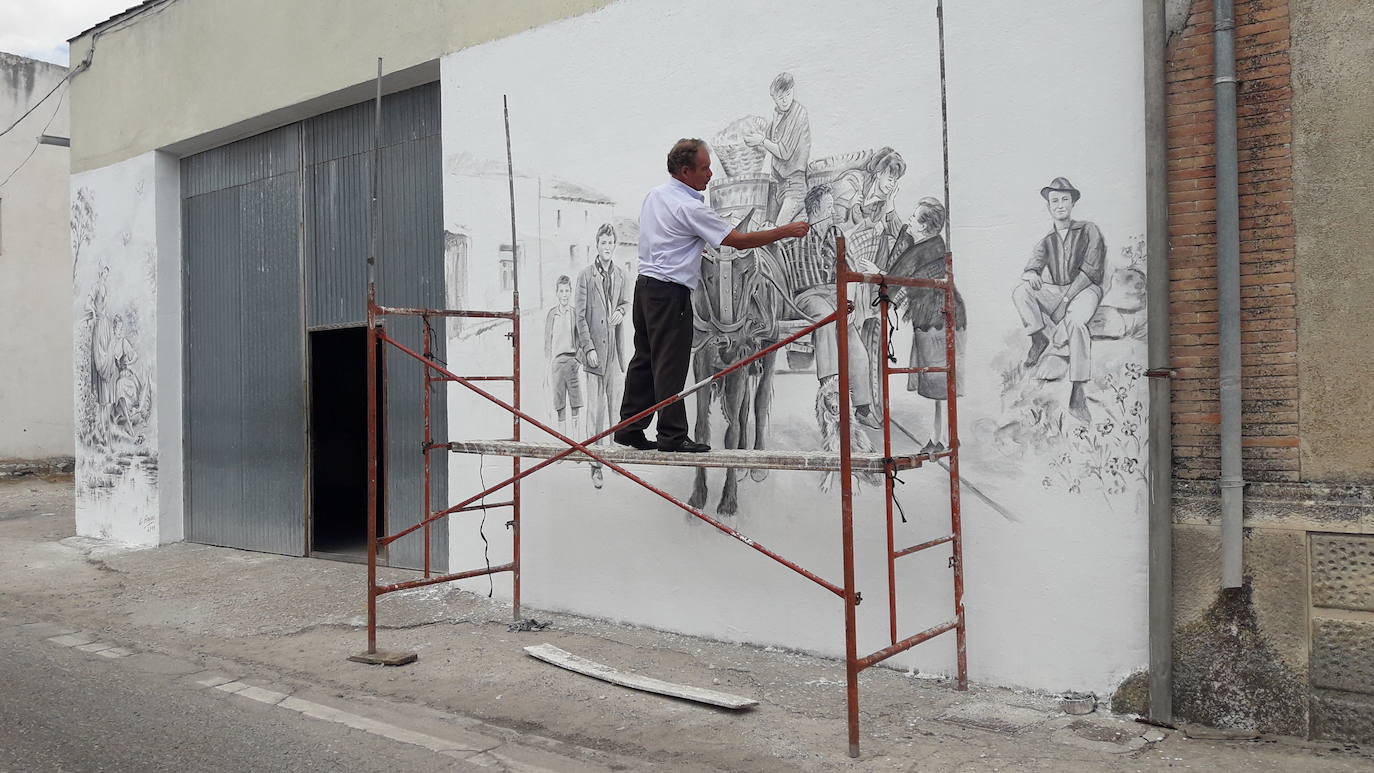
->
[444, 440, 927, 472]
[524, 643, 758, 710]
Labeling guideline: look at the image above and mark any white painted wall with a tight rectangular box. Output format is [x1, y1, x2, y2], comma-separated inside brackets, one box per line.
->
[0, 52, 73, 459]
[71, 150, 181, 545]
[441, 0, 1149, 696]
[66, 0, 618, 174]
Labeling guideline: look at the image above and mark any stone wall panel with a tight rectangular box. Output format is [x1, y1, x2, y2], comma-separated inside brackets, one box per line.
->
[1312, 534, 1374, 612]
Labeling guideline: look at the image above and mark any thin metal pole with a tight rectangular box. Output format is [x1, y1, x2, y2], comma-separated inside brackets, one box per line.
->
[503, 95, 523, 621]
[937, 0, 953, 254]
[1142, 0, 1174, 725]
[1213, 0, 1244, 589]
[364, 57, 383, 654]
[422, 315, 433, 578]
[936, 0, 968, 691]
[834, 235, 861, 759]
[944, 249, 967, 690]
[881, 289, 898, 647]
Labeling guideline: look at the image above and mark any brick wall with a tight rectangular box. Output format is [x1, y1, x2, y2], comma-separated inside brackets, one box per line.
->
[1167, 0, 1298, 482]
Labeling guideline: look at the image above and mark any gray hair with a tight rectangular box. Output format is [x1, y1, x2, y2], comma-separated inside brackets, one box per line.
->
[667, 138, 707, 176]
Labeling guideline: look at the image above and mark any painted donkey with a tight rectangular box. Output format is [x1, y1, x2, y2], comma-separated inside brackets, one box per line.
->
[686, 239, 784, 516]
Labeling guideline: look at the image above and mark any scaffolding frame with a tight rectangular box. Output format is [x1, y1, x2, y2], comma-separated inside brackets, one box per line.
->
[361, 229, 967, 757]
[356, 1, 967, 748]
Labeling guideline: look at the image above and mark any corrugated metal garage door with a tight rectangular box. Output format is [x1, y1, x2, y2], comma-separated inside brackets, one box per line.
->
[183, 83, 445, 568]
[183, 125, 305, 555]
[302, 83, 447, 570]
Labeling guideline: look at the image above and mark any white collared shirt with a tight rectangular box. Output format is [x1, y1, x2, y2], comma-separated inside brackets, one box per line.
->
[636, 178, 733, 290]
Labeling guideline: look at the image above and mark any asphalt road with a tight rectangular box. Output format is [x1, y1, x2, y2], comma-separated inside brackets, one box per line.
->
[0, 624, 475, 773]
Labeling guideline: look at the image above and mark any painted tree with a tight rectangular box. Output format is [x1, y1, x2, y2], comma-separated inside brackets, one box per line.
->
[71, 187, 96, 277]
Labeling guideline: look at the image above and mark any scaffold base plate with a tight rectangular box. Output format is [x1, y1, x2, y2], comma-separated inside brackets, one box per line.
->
[348, 649, 418, 666]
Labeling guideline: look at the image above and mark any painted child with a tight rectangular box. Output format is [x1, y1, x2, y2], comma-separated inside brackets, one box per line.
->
[544, 275, 583, 439]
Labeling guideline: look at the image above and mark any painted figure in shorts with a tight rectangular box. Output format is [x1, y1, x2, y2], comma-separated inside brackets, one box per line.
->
[544, 275, 584, 442]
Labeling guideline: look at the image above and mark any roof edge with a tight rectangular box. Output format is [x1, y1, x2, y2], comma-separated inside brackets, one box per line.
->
[67, 0, 172, 44]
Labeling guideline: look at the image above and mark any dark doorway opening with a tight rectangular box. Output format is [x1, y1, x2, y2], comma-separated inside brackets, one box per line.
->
[309, 327, 383, 561]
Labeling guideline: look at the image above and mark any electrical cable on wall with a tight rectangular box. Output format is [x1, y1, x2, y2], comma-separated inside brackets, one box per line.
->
[0, 22, 108, 192]
[0, 19, 106, 142]
[0, 76, 67, 140]
[477, 453, 494, 597]
[0, 82, 68, 192]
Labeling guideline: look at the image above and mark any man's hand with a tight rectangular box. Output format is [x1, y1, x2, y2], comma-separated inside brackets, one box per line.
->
[1023, 271, 1043, 291]
[722, 221, 809, 251]
[586, 349, 600, 370]
[743, 133, 763, 148]
[610, 309, 625, 326]
[857, 258, 881, 274]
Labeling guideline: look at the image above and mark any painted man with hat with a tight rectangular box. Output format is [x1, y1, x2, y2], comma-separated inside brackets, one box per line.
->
[1013, 176, 1105, 422]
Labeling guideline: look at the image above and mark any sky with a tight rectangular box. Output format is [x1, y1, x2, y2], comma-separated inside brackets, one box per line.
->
[0, 0, 139, 65]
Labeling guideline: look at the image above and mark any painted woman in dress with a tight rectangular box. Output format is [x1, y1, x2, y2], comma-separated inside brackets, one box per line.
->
[890, 198, 966, 453]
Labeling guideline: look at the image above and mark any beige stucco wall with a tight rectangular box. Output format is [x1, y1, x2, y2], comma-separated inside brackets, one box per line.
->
[1291, 0, 1374, 483]
[0, 53, 73, 458]
[67, 0, 614, 174]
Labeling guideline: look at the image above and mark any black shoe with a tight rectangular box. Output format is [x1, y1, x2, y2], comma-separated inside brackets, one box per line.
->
[657, 437, 711, 453]
[613, 431, 657, 450]
[855, 406, 882, 430]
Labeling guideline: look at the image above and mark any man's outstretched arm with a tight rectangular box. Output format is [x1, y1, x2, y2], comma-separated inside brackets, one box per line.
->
[722, 221, 810, 250]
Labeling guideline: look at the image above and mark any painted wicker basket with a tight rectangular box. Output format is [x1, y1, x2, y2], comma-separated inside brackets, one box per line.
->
[712, 115, 770, 177]
[715, 143, 767, 178]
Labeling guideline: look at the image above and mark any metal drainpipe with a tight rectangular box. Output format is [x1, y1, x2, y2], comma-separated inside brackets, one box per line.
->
[1213, 0, 1244, 589]
[1143, 0, 1173, 725]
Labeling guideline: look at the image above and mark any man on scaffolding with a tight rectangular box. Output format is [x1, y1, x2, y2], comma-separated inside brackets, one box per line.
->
[614, 138, 809, 453]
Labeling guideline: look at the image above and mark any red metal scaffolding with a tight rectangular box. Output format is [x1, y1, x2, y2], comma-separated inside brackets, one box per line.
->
[358, 225, 967, 756]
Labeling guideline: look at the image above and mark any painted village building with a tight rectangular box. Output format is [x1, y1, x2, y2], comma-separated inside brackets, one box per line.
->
[65, 0, 1374, 745]
[1, 52, 73, 468]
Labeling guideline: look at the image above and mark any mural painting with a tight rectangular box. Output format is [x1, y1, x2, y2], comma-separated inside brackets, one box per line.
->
[448, 65, 1149, 513]
[71, 159, 159, 541]
[440, 0, 1152, 694]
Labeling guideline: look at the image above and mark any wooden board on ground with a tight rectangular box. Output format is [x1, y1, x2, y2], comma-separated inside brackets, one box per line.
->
[524, 643, 758, 710]
[449, 440, 927, 473]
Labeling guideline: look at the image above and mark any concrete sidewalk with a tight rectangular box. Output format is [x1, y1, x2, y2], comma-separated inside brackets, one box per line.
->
[2, 477, 1369, 772]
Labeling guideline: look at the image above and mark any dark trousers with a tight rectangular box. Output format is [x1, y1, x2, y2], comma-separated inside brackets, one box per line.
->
[619, 276, 694, 443]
